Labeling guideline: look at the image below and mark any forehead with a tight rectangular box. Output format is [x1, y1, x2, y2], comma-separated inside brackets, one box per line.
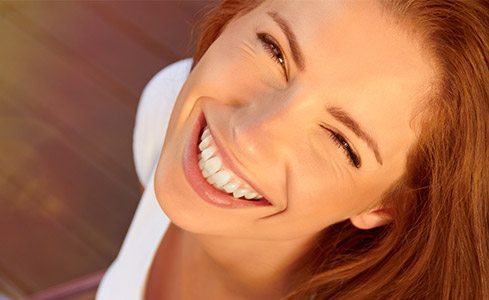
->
[258, 0, 433, 91]
[252, 0, 435, 160]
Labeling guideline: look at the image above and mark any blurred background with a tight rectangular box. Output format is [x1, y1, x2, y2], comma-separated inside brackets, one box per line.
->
[0, 1, 214, 299]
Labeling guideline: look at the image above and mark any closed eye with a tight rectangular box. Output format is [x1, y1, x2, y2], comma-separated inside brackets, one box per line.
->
[257, 32, 288, 81]
[320, 124, 361, 168]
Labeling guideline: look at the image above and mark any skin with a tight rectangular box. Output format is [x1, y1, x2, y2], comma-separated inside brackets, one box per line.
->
[148, 0, 436, 298]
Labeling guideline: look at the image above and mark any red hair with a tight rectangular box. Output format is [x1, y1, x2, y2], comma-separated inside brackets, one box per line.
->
[191, 1, 489, 298]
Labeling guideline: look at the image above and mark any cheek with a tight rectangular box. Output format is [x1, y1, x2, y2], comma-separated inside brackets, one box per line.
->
[285, 155, 391, 227]
[188, 33, 278, 104]
[279, 156, 354, 225]
[193, 41, 252, 86]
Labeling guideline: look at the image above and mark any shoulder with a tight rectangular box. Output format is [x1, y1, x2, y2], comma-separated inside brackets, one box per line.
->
[133, 58, 193, 187]
[141, 59, 193, 96]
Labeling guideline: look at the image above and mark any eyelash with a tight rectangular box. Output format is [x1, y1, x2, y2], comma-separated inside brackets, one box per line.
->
[320, 125, 361, 168]
[257, 32, 288, 80]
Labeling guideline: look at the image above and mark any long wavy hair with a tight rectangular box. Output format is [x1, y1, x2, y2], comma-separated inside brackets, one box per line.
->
[190, 1, 489, 298]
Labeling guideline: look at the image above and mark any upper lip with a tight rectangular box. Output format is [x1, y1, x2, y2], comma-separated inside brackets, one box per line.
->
[204, 119, 271, 204]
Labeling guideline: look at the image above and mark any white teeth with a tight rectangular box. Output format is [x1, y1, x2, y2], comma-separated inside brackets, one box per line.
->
[199, 136, 211, 151]
[233, 188, 250, 199]
[206, 175, 216, 185]
[244, 192, 258, 199]
[209, 170, 232, 188]
[201, 146, 216, 161]
[202, 127, 210, 140]
[197, 126, 265, 201]
[203, 156, 221, 175]
[198, 158, 205, 170]
[222, 181, 240, 193]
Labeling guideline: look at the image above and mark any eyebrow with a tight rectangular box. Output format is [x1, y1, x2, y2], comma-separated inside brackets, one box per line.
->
[267, 11, 306, 71]
[327, 106, 383, 165]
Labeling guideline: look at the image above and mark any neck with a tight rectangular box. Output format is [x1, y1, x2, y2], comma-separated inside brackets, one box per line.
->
[177, 226, 319, 299]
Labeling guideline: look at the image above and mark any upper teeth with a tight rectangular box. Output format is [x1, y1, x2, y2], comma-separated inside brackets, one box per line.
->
[198, 126, 263, 200]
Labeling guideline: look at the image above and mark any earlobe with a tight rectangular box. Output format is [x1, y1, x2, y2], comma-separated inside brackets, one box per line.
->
[350, 208, 393, 230]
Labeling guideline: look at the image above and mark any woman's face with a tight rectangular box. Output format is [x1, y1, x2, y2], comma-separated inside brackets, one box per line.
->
[154, 0, 435, 240]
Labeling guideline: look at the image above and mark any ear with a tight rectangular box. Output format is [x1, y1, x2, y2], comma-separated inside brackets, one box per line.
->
[350, 207, 393, 230]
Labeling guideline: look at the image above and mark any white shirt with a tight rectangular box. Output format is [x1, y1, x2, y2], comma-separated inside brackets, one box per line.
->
[96, 58, 193, 300]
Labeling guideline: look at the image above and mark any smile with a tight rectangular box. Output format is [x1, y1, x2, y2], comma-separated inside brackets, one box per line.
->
[198, 126, 263, 200]
[183, 112, 272, 208]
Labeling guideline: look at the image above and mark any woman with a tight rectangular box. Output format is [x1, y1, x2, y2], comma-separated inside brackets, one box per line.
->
[97, 0, 489, 299]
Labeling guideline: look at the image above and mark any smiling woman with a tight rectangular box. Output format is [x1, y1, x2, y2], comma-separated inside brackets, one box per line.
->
[97, 0, 489, 299]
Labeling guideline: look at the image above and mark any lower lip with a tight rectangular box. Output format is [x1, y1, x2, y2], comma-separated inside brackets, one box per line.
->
[183, 112, 272, 208]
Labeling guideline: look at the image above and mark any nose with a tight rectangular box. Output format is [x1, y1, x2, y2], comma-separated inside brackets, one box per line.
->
[231, 93, 307, 166]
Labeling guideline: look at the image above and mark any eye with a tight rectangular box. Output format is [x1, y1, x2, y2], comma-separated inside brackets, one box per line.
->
[320, 124, 361, 168]
[257, 32, 288, 81]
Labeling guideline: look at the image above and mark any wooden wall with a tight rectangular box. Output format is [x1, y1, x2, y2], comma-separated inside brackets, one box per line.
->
[0, 1, 214, 298]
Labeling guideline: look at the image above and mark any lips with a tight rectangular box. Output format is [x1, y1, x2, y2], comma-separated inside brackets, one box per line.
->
[183, 112, 272, 208]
